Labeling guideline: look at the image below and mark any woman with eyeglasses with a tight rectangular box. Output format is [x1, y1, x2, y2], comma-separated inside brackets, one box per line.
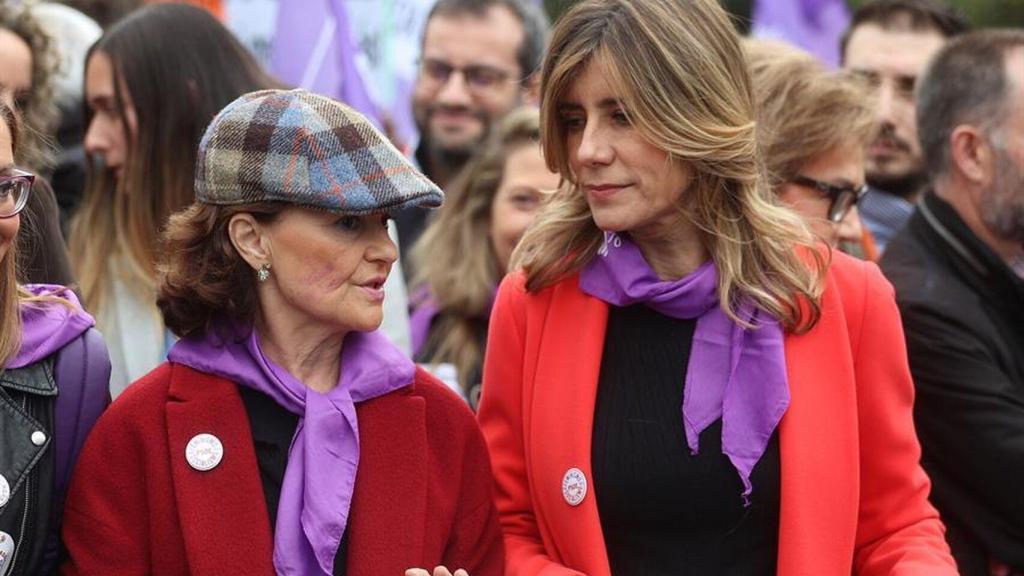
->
[476, 0, 956, 574]
[0, 101, 110, 576]
[745, 39, 877, 259]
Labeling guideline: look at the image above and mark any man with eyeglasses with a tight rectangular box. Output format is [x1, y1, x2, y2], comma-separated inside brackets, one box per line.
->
[880, 30, 1024, 576]
[840, 0, 968, 253]
[394, 0, 549, 264]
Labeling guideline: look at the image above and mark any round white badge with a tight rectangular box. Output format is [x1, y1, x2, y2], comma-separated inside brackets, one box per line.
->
[185, 433, 224, 472]
[561, 467, 587, 507]
[0, 474, 9, 508]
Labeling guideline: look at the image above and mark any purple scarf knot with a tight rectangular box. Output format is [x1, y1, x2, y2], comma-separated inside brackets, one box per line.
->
[580, 232, 789, 502]
[168, 325, 414, 575]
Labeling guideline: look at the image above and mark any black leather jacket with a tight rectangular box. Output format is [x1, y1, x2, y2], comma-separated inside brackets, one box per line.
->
[0, 358, 57, 576]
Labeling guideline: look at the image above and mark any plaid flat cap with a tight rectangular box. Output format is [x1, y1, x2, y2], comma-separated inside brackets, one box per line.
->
[196, 88, 443, 214]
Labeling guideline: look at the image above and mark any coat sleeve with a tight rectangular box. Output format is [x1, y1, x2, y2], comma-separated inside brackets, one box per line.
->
[60, 393, 153, 575]
[847, 263, 958, 575]
[900, 294, 1024, 567]
[477, 276, 585, 576]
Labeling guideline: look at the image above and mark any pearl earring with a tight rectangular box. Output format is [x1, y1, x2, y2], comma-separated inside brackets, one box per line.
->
[257, 263, 272, 283]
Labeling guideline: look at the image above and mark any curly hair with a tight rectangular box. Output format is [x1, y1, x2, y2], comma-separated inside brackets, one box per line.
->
[0, 7, 60, 173]
[157, 202, 285, 339]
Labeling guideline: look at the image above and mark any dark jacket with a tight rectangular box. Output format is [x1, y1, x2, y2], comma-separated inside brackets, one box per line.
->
[1, 324, 109, 576]
[880, 192, 1024, 575]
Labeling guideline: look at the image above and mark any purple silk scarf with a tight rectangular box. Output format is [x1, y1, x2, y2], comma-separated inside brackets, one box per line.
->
[168, 325, 415, 575]
[579, 232, 789, 501]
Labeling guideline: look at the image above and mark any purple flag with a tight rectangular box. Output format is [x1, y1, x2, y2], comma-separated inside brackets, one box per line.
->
[270, 0, 381, 128]
[752, 0, 850, 68]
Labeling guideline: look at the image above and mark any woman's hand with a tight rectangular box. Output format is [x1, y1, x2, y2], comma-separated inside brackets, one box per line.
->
[405, 567, 468, 576]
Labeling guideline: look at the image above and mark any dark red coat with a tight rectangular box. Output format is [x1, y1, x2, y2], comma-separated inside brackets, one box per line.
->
[61, 363, 504, 575]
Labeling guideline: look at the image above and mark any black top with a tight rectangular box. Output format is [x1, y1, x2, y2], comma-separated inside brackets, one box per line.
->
[880, 192, 1024, 575]
[238, 386, 349, 574]
[592, 304, 780, 575]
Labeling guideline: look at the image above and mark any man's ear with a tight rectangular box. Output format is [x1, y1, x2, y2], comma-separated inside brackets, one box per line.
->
[522, 72, 542, 107]
[949, 124, 995, 186]
[227, 213, 272, 270]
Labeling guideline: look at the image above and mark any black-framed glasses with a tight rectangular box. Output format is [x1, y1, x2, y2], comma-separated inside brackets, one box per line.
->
[418, 58, 518, 93]
[0, 169, 34, 219]
[790, 174, 868, 223]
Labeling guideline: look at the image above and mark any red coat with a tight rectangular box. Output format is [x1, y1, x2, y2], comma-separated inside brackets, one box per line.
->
[477, 252, 957, 575]
[62, 363, 504, 575]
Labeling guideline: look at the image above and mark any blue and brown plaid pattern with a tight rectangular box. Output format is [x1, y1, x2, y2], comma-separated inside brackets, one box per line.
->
[196, 89, 443, 214]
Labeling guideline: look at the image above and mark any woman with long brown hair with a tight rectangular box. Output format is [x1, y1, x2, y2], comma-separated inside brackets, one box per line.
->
[410, 107, 558, 407]
[0, 101, 109, 576]
[476, 0, 957, 573]
[69, 3, 277, 396]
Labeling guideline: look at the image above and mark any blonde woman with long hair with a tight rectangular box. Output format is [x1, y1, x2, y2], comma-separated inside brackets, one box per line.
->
[745, 39, 878, 259]
[0, 101, 109, 576]
[409, 107, 558, 407]
[476, 0, 957, 574]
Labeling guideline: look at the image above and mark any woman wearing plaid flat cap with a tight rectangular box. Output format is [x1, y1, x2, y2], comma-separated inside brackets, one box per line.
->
[61, 89, 503, 576]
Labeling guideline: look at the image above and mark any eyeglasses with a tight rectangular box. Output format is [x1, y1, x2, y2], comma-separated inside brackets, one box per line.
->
[418, 58, 518, 93]
[790, 174, 868, 223]
[0, 169, 35, 219]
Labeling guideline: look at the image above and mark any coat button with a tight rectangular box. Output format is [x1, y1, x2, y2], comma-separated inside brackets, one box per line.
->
[0, 474, 9, 507]
[562, 467, 587, 507]
[30, 431, 46, 446]
[186, 433, 224, 471]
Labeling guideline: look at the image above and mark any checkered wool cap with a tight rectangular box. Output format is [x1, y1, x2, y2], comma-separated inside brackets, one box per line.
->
[196, 89, 443, 214]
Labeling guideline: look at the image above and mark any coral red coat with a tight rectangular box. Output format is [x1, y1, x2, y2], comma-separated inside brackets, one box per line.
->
[477, 252, 957, 575]
[61, 363, 504, 575]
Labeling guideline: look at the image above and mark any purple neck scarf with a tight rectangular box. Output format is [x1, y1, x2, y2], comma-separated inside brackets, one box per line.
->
[579, 232, 789, 502]
[168, 325, 415, 575]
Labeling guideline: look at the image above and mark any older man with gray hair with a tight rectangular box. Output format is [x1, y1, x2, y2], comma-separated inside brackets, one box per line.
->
[880, 29, 1024, 576]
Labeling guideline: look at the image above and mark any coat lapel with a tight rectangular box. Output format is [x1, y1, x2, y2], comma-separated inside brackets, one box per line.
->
[346, 386, 428, 575]
[530, 278, 611, 574]
[777, 280, 860, 575]
[165, 364, 275, 576]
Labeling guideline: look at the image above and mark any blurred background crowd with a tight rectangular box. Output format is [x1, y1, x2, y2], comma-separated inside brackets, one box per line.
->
[0, 0, 1021, 574]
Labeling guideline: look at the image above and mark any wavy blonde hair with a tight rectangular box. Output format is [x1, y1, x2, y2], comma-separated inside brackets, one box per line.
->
[745, 39, 877, 191]
[0, 101, 71, 369]
[411, 107, 543, 389]
[512, 0, 825, 331]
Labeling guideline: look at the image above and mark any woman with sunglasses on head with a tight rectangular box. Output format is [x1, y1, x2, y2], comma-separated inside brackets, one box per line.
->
[0, 102, 110, 576]
[476, 0, 957, 574]
[745, 39, 877, 260]
[70, 3, 278, 397]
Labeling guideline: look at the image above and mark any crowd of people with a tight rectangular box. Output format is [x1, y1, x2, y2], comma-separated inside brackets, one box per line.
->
[0, 0, 1020, 574]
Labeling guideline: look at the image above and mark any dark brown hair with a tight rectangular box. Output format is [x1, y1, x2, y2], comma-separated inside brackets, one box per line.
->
[70, 3, 280, 320]
[157, 202, 285, 338]
[840, 0, 969, 62]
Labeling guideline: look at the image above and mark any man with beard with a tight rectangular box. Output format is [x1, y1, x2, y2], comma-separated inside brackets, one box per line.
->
[841, 0, 968, 252]
[880, 30, 1024, 576]
[394, 0, 549, 263]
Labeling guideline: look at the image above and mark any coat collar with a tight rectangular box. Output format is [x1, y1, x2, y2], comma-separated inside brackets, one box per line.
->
[345, 381, 429, 575]
[166, 363, 276, 575]
[163, 362, 429, 576]
[530, 274, 859, 575]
